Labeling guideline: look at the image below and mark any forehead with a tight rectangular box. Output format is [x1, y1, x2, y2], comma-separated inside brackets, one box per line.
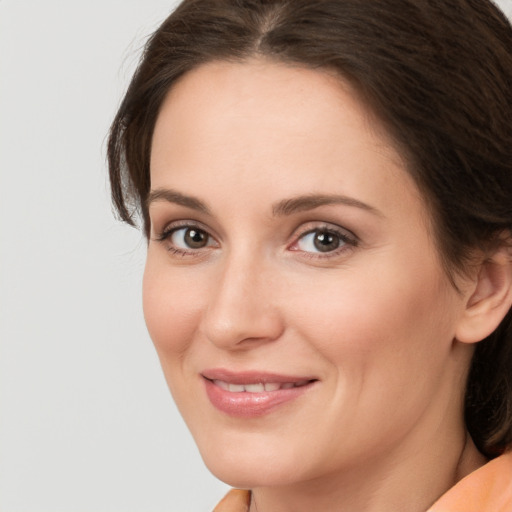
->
[150, 59, 423, 220]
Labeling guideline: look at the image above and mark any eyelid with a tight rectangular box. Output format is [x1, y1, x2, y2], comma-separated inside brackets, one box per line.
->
[153, 219, 217, 242]
[152, 220, 220, 259]
[288, 221, 359, 256]
[291, 221, 357, 242]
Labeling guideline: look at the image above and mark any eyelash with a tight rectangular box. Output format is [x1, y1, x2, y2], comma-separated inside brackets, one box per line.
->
[289, 224, 358, 259]
[154, 221, 358, 259]
[154, 221, 216, 259]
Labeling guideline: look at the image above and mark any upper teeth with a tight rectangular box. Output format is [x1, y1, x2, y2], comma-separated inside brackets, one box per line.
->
[213, 380, 309, 392]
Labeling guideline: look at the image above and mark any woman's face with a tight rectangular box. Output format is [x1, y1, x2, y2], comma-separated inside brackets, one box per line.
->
[144, 60, 472, 488]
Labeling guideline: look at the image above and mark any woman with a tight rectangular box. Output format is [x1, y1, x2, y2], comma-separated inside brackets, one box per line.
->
[108, 1, 512, 510]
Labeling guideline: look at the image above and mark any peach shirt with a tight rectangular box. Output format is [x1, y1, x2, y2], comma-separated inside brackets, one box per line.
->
[212, 451, 512, 512]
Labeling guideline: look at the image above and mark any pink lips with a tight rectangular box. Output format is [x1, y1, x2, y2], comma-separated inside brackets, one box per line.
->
[202, 369, 317, 417]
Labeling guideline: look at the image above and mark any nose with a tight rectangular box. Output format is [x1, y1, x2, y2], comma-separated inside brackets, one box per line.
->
[199, 254, 285, 350]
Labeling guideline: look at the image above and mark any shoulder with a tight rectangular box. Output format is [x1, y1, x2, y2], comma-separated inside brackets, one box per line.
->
[428, 451, 512, 512]
[213, 489, 251, 512]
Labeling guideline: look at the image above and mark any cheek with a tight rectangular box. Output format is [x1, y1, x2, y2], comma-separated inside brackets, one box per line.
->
[142, 255, 203, 364]
[282, 260, 461, 456]
[290, 254, 458, 384]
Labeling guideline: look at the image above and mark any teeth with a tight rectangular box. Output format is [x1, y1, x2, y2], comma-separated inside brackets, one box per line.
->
[228, 383, 245, 392]
[244, 383, 265, 393]
[213, 380, 230, 391]
[212, 380, 310, 392]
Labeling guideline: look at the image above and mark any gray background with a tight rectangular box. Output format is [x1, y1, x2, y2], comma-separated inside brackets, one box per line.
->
[1, 1, 511, 511]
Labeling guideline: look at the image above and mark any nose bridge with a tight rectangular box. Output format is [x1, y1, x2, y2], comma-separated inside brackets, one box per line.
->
[201, 247, 283, 349]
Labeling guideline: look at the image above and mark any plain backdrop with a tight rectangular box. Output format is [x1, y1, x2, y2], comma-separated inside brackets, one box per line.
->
[1, 1, 511, 511]
[0, 1, 229, 511]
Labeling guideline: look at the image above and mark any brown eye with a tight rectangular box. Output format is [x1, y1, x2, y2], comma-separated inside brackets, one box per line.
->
[184, 228, 208, 248]
[296, 228, 346, 254]
[168, 226, 213, 250]
[313, 231, 341, 252]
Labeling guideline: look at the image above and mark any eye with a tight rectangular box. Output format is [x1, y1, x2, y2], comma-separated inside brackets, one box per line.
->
[296, 229, 344, 253]
[153, 222, 218, 256]
[290, 224, 357, 257]
[169, 226, 214, 250]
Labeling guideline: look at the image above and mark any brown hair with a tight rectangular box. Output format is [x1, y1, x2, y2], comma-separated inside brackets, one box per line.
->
[107, 0, 512, 457]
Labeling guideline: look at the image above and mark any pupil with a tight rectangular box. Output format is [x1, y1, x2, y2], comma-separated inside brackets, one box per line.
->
[185, 228, 207, 248]
[313, 231, 339, 252]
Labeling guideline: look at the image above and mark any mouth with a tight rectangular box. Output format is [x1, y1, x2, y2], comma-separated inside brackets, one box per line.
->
[201, 369, 317, 417]
[209, 379, 312, 393]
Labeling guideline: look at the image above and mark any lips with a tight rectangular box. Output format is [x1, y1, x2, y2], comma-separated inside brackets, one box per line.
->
[202, 369, 317, 417]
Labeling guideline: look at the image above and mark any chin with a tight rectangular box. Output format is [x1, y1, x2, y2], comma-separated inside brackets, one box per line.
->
[203, 455, 299, 489]
[194, 428, 318, 489]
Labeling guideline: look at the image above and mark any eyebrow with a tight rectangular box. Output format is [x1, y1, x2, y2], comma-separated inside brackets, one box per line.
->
[272, 194, 383, 217]
[146, 188, 382, 218]
[146, 188, 211, 215]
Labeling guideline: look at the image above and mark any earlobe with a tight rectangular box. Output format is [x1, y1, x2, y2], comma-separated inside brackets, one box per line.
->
[455, 245, 512, 344]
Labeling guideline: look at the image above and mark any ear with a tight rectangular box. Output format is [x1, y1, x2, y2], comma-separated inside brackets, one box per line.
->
[455, 244, 512, 344]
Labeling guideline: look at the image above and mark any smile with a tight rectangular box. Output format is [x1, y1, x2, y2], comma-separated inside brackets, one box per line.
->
[211, 380, 311, 393]
[202, 369, 317, 417]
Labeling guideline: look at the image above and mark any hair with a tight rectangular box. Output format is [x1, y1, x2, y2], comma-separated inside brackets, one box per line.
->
[107, 0, 512, 457]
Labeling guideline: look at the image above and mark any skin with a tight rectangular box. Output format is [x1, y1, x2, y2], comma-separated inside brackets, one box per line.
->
[144, 59, 491, 512]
